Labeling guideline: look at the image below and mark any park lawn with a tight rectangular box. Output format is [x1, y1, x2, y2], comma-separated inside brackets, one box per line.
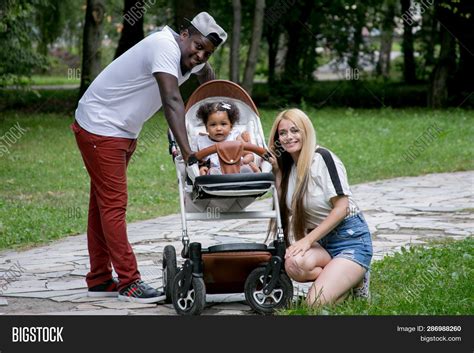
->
[281, 237, 474, 315]
[3, 75, 80, 86]
[0, 108, 473, 249]
[30, 75, 80, 86]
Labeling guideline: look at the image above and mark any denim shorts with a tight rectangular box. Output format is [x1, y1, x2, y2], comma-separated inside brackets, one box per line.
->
[317, 214, 373, 271]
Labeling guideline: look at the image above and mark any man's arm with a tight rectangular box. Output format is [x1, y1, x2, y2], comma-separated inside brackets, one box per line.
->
[154, 72, 192, 161]
[195, 63, 215, 84]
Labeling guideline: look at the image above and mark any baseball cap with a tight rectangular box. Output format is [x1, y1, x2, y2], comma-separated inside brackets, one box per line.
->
[186, 12, 227, 47]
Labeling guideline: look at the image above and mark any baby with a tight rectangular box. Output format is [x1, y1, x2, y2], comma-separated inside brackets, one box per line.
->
[195, 101, 260, 175]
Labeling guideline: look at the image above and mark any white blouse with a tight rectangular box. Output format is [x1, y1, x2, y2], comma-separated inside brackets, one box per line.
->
[286, 148, 360, 230]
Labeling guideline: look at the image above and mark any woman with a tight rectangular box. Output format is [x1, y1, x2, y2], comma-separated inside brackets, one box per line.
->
[268, 108, 373, 306]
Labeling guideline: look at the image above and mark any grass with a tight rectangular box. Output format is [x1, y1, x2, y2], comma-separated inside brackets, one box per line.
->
[2, 75, 80, 87]
[30, 75, 80, 86]
[281, 237, 474, 315]
[0, 108, 473, 249]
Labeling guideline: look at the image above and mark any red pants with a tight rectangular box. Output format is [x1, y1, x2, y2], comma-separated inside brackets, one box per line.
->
[71, 121, 140, 290]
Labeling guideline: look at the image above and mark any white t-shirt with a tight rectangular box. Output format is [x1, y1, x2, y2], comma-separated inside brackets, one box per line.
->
[286, 147, 360, 229]
[75, 26, 205, 139]
[195, 129, 241, 168]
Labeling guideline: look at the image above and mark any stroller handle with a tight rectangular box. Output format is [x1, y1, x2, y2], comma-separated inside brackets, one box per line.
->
[194, 141, 270, 163]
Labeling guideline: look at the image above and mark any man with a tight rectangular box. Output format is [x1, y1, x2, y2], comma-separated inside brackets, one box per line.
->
[71, 12, 227, 303]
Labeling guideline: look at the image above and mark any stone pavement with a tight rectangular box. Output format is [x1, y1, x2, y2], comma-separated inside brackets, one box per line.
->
[0, 171, 472, 315]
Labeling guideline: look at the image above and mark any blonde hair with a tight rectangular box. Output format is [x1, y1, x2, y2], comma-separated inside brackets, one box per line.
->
[268, 109, 317, 245]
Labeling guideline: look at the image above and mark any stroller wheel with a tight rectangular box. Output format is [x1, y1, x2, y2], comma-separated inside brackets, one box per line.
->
[172, 270, 206, 315]
[162, 245, 177, 304]
[244, 267, 293, 315]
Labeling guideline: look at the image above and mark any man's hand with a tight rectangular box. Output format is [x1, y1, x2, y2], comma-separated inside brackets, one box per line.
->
[186, 152, 199, 166]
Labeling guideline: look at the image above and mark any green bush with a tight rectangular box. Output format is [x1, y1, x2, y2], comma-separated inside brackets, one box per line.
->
[0, 89, 78, 113]
[2, 80, 472, 114]
[253, 81, 473, 108]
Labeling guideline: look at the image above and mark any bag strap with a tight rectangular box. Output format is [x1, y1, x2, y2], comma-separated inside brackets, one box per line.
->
[315, 147, 344, 196]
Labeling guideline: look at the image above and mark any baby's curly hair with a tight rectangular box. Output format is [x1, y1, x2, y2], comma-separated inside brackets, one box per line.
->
[196, 101, 240, 126]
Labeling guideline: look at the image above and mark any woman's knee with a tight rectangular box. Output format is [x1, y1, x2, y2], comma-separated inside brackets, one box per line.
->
[284, 257, 296, 273]
[284, 257, 302, 279]
[285, 256, 316, 282]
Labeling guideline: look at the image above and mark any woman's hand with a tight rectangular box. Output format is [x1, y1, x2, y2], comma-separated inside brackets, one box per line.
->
[268, 153, 279, 174]
[285, 237, 314, 258]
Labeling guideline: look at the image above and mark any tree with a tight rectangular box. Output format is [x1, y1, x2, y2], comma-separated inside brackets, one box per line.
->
[320, 0, 376, 78]
[346, 2, 370, 71]
[35, 0, 67, 57]
[79, 0, 106, 98]
[400, 0, 417, 83]
[428, 23, 456, 107]
[242, 0, 265, 94]
[173, 0, 210, 30]
[0, 0, 46, 86]
[428, 0, 473, 107]
[418, 3, 437, 80]
[441, 0, 474, 101]
[229, 0, 242, 83]
[281, 0, 317, 82]
[114, 0, 145, 59]
[263, 0, 284, 85]
[376, 0, 397, 79]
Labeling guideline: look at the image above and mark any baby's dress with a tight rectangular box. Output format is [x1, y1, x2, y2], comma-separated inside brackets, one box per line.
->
[195, 129, 253, 174]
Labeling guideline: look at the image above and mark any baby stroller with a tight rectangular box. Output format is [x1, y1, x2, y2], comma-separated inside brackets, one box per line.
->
[163, 80, 293, 315]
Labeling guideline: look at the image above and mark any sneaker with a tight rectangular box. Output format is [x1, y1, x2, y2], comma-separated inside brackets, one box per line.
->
[353, 271, 370, 300]
[88, 278, 119, 298]
[118, 280, 166, 304]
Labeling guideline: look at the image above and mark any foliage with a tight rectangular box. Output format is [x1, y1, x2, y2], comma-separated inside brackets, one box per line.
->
[1, 0, 472, 105]
[35, 0, 68, 56]
[0, 89, 79, 113]
[321, 0, 377, 68]
[0, 0, 47, 86]
[253, 81, 434, 108]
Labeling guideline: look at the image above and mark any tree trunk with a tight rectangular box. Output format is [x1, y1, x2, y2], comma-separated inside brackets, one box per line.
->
[347, 21, 363, 70]
[376, 2, 396, 78]
[401, 0, 416, 83]
[419, 6, 437, 79]
[302, 36, 317, 81]
[455, 44, 474, 94]
[242, 0, 266, 95]
[438, 0, 474, 99]
[428, 25, 456, 108]
[79, 0, 105, 98]
[266, 29, 280, 85]
[283, 26, 303, 81]
[173, 0, 210, 30]
[229, 0, 241, 83]
[114, 0, 145, 59]
[281, 2, 314, 82]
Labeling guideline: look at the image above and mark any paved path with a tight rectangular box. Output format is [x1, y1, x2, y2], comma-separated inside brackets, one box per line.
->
[0, 172, 472, 315]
